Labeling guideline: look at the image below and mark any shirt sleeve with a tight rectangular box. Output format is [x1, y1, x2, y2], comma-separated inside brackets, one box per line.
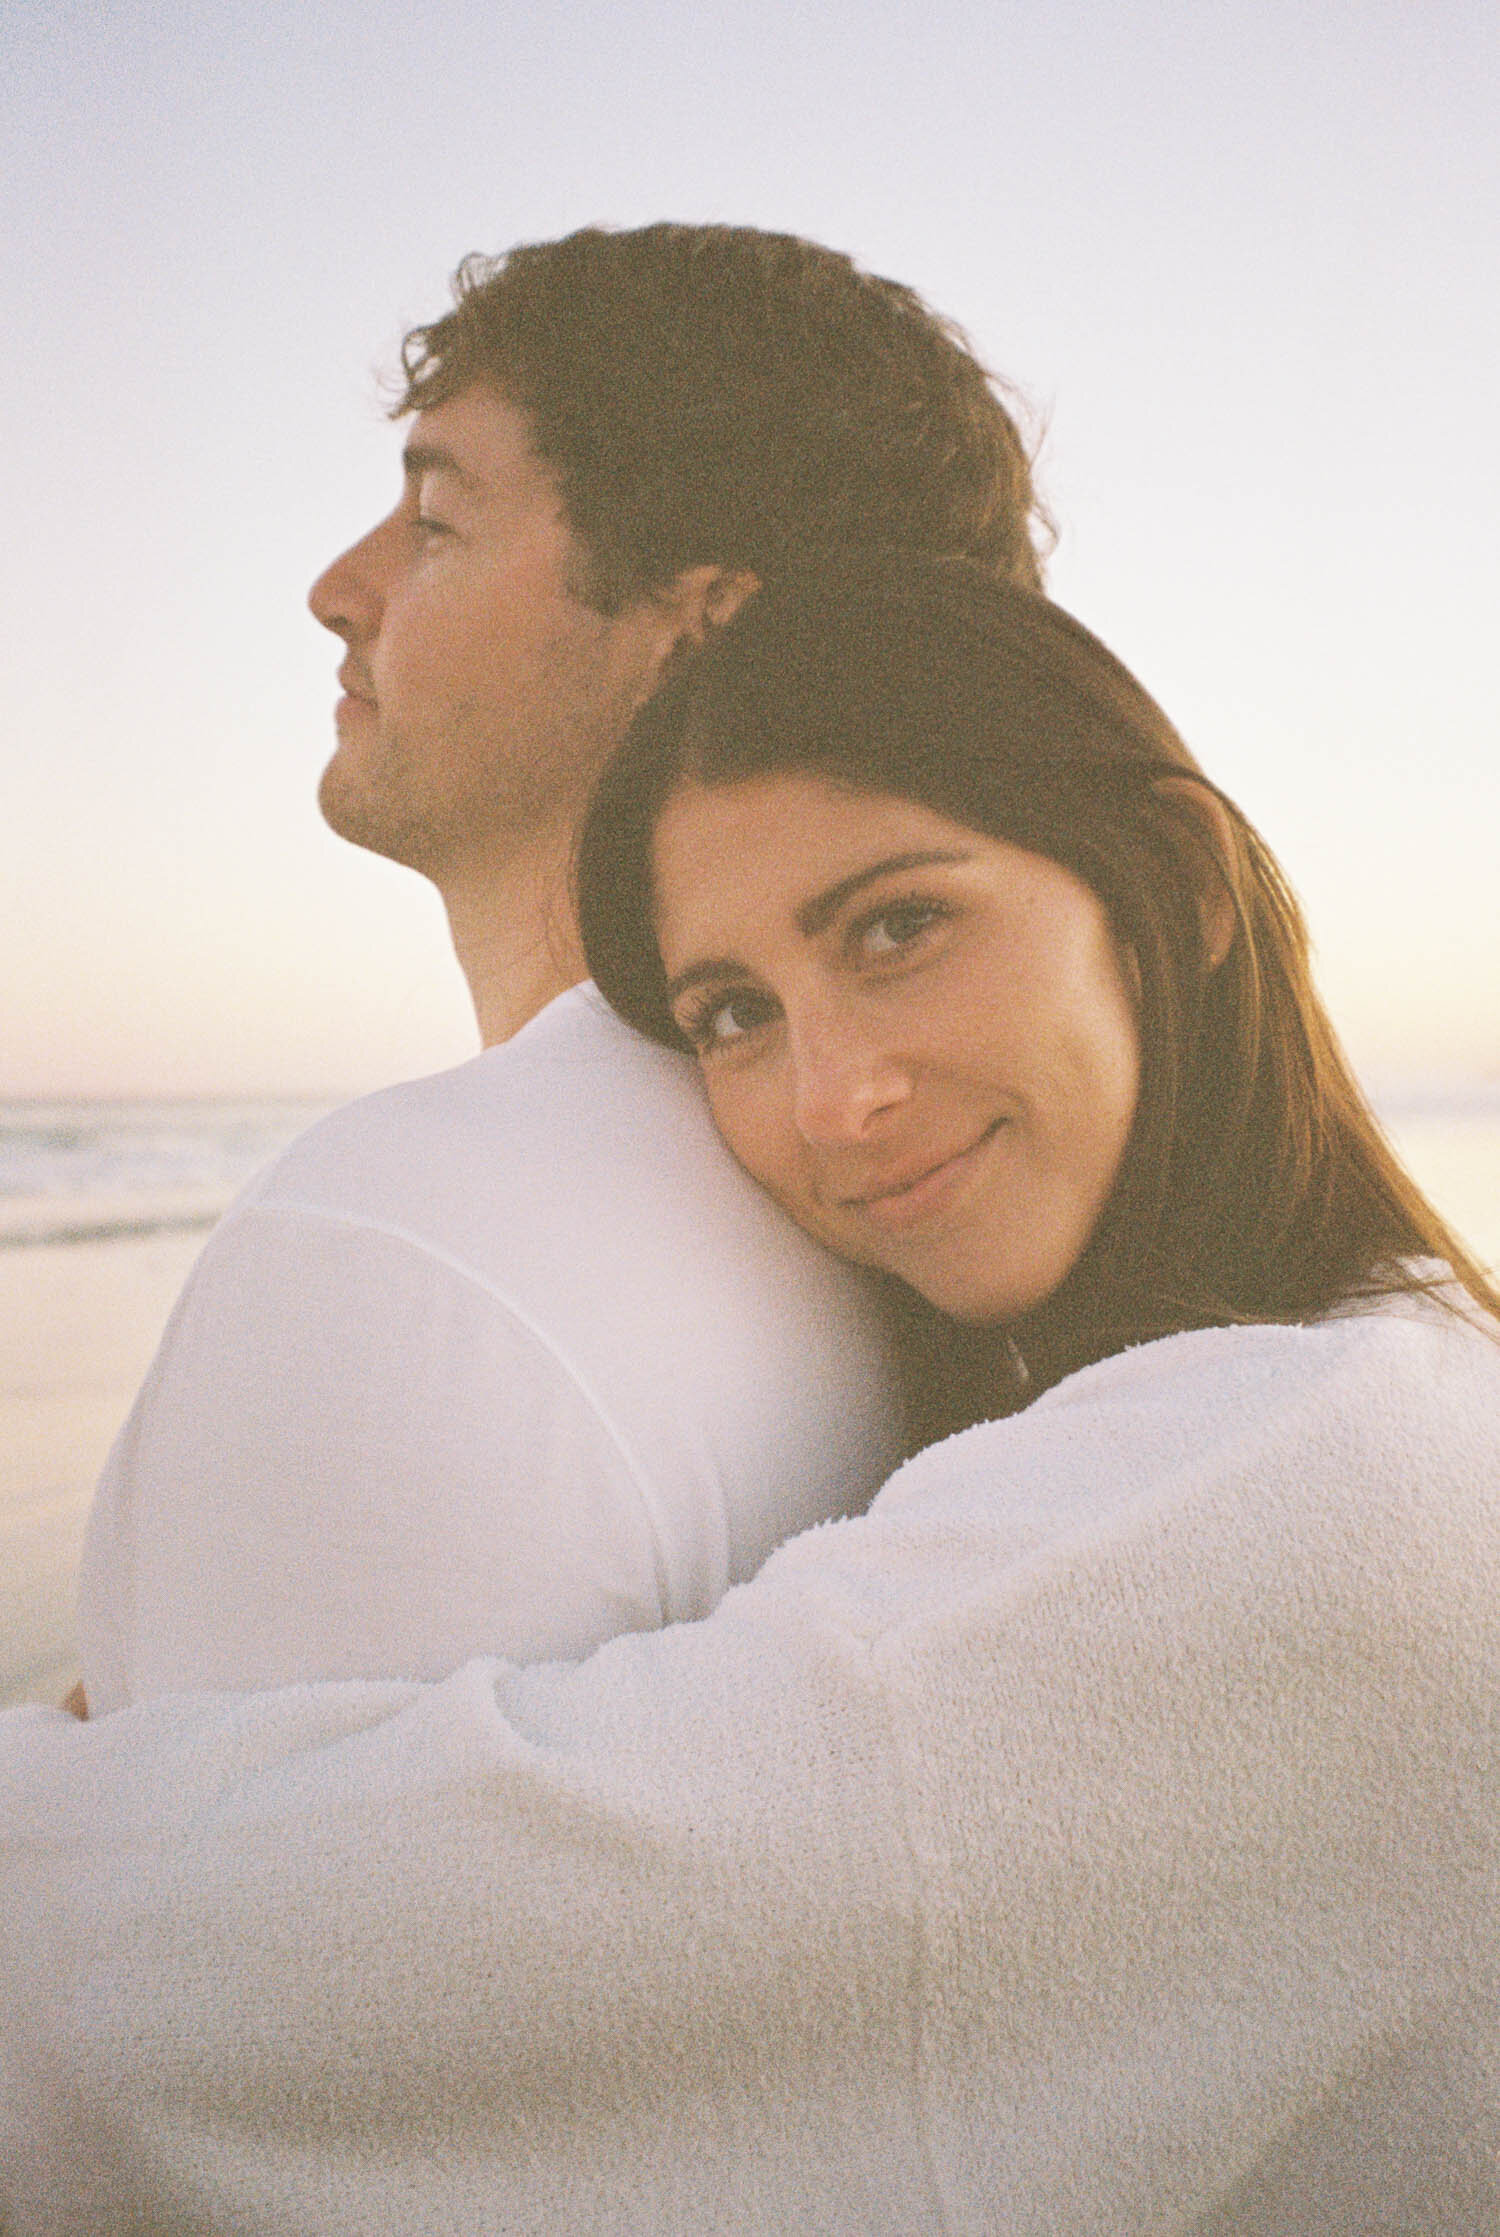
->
[77, 1202, 670, 1710]
[0, 1574, 934, 2237]
[9, 1311, 1500, 2231]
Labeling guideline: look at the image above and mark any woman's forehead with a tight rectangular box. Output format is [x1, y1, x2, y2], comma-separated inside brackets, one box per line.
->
[653, 777, 935, 957]
[651, 773, 1021, 971]
[657, 772, 978, 854]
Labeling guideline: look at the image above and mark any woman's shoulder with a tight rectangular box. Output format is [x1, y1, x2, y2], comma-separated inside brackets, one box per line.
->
[751, 1277, 1499, 1673]
[1067, 1274, 1496, 1411]
[874, 1282, 1500, 1532]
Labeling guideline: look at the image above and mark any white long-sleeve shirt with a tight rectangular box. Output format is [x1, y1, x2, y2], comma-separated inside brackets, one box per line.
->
[76, 984, 902, 1707]
[6, 1293, 1499, 2232]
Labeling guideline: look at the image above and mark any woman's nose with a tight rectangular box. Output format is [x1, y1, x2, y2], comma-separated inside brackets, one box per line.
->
[789, 1017, 912, 1145]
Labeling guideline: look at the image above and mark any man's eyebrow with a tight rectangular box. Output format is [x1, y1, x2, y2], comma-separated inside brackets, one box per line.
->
[401, 441, 484, 495]
[664, 850, 971, 1007]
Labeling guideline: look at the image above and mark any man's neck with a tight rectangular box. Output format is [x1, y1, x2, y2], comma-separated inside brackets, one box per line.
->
[439, 827, 588, 1047]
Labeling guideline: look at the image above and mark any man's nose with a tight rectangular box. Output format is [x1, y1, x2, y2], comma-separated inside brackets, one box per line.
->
[307, 522, 388, 643]
[789, 1014, 912, 1145]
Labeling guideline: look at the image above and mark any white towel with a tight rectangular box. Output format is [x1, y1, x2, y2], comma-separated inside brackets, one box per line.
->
[3, 1294, 1499, 2233]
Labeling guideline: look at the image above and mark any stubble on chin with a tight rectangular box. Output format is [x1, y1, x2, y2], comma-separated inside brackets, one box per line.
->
[316, 644, 647, 881]
[315, 730, 584, 885]
[316, 724, 443, 875]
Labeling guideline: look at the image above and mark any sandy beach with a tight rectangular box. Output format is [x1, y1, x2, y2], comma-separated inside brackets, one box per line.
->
[0, 1231, 206, 1707]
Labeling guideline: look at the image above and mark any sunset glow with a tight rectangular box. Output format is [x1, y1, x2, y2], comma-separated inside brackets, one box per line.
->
[4, 0, 1495, 1097]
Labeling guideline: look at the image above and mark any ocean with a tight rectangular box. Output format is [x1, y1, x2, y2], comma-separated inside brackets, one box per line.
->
[0, 1099, 334, 1248]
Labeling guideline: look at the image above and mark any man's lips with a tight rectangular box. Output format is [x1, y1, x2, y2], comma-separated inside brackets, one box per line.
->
[336, 665, 375, 704]
[835, 1120, 1006, 1232]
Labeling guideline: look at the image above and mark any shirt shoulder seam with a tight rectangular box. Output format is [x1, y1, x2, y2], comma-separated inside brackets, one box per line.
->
[211, 1195, 684, 1618]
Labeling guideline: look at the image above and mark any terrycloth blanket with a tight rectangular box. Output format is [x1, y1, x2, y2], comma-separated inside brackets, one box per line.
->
[3, 1296, 1499, 2234]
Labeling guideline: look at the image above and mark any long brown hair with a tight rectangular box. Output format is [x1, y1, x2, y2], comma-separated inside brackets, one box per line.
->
[577, 550, 1496, 1428]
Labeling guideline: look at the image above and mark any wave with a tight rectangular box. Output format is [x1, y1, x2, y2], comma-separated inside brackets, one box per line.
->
[0, 1099, 332, 1249]
[0, 1188, 237, 1249]
[1, 1209, 227, 1249]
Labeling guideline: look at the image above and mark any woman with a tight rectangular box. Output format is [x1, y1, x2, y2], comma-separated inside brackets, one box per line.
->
[579, 549, 1497, 1434]
[6, 557, 1498, 2231]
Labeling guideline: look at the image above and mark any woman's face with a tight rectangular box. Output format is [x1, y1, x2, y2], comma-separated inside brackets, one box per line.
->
[652, 773, 1141, 1323]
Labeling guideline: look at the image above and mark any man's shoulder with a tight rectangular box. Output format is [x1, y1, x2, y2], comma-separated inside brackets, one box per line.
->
[247, 985, 696, 1208]
[226, 982, 833, 1297]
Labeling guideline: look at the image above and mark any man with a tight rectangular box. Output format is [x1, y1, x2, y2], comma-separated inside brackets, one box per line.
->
[74, 223, 1047, 1706]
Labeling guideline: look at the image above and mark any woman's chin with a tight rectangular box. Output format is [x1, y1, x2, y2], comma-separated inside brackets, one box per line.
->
[884, 1251, 1058, 1327]
[771, 1174, 1077, 1328]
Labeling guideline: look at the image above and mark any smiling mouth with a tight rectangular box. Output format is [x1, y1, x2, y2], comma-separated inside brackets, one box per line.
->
[838, 1120, 1006, 1232]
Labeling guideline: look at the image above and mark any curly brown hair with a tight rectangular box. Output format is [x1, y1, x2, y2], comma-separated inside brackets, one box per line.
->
[392, 223, 1049, 610]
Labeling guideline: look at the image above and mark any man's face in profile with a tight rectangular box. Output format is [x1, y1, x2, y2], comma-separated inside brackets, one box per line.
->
[308, 385, 666, 887]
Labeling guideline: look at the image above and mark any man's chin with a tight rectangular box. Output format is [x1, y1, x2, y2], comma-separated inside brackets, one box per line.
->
[316, 749, 365, 841]
[317, 752, 426, 871]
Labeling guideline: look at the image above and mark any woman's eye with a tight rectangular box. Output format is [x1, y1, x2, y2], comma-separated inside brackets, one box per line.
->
[679, 987, 777, 1052]
[856, 899, 945, 958]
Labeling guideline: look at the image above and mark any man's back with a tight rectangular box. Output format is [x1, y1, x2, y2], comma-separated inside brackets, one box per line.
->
[78, 986, 901, 1709]
[76, 219, 1043, 1709]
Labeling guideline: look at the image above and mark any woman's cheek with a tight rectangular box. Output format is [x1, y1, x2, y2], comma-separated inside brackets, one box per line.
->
[710, 1070, 805, 1221]
[704, 1070, 768, 1183]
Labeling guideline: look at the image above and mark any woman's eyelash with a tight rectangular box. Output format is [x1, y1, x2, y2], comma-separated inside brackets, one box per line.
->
[849, 895, 952, 953]
[676, 987, 775, 1051]
[676, 996, 720, 1047]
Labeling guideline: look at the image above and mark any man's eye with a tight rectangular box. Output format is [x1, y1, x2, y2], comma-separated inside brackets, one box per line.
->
[856, 899, 945, 957]
[679, 988, 777, 1052]
[414, 514, 453, 544]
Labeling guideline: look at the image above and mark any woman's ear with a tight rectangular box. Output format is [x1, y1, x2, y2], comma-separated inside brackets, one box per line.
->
[1153, 775, 1239, 972]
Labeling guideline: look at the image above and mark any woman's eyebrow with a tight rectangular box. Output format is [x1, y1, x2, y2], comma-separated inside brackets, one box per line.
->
[795, 850, 970, 937]
[665, 956, 741, 1006]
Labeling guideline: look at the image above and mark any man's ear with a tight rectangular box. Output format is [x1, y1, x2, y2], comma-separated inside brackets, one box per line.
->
[1153, 774, 1239, 972]
[649, 565, 760, 680]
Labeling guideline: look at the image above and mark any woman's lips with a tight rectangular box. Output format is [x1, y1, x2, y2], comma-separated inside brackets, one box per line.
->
[839, 1120, 1005, 1233]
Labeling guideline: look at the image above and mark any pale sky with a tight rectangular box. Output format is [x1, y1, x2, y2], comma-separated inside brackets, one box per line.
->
[3, 0, 1496, 1098]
